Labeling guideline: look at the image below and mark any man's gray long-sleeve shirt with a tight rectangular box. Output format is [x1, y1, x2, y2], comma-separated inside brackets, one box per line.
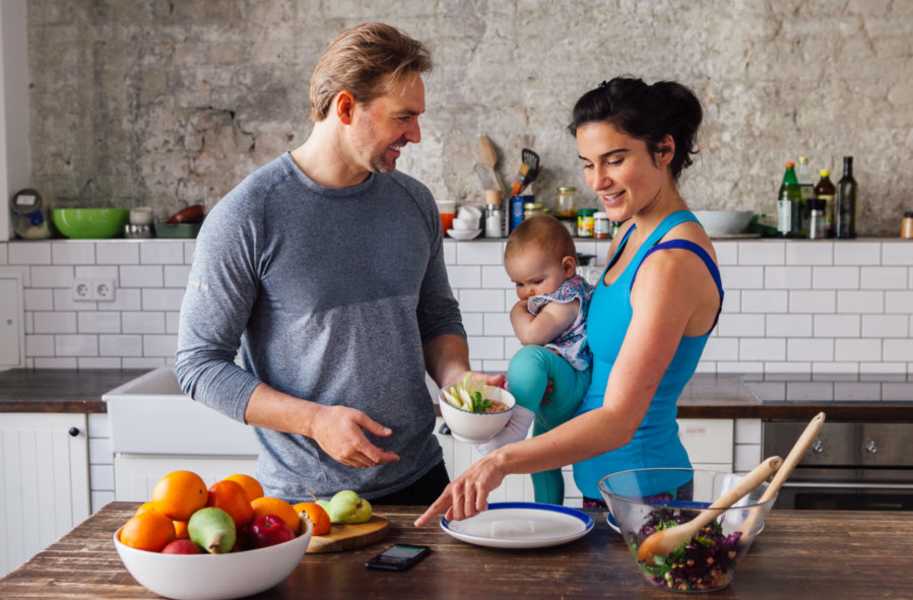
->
[175, 153, 465, 501]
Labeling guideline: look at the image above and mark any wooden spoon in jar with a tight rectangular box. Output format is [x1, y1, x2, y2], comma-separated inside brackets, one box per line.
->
[479, 135, 505, 195]
[737, 411, 826, 541]
[636, 456, 782, 564]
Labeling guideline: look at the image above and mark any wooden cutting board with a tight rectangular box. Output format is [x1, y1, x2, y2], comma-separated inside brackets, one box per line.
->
[306, 516, 390, 554]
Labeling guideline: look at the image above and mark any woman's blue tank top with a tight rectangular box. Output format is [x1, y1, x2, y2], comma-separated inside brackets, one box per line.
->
[572, 210, 724, 499]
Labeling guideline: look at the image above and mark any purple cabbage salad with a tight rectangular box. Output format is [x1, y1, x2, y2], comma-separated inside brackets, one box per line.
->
[629, 505, 742, 592]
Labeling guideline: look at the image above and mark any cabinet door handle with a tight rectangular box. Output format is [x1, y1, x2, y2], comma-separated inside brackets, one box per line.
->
[438, 422, 451, 436]
[68, 427, 80, 437]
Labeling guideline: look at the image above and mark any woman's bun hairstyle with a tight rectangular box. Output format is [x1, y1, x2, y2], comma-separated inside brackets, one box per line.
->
[568, 77, 703, 180]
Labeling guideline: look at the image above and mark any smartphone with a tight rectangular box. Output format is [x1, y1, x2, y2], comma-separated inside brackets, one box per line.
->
[365, 544, 431, 571]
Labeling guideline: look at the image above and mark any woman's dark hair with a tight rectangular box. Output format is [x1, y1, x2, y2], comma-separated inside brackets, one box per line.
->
[568, 77, 702, 180]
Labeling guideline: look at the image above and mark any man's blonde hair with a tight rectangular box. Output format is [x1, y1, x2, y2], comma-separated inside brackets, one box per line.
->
[309, 22, 432, 121]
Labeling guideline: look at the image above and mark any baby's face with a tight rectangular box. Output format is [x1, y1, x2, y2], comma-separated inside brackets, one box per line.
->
[506, 250, 574, 301]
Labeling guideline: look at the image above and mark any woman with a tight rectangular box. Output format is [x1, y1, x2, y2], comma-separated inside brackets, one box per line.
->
[416, 76, 723, 525]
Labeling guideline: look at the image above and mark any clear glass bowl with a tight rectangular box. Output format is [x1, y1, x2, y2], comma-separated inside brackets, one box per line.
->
[598, 468, 775, 593]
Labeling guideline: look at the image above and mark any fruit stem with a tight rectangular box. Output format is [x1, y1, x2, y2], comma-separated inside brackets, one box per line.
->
[209, 533, 223, 554]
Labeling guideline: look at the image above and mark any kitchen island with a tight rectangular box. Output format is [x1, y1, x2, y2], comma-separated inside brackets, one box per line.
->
[1, 502, 910, 599]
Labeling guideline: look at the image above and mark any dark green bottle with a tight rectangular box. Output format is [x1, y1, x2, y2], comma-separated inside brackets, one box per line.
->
[835, 156, 857, 239]
[777, 161, 803, 238]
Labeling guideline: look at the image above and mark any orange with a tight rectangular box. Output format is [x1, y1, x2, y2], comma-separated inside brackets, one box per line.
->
[293, 502, 331, 536]
[119, 511, 176, 552]
[135, 501, 159, 517]
[173, 520, 188, 539]
[208, 480, 254, 527]
[151, 470, 208, 521]
[224, 473, 264, 503]
[250, 496, 300, 533]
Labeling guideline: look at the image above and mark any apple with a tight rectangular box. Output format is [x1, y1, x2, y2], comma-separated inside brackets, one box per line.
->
[161, 539, 201, 554]
[250, 514, 294, 548]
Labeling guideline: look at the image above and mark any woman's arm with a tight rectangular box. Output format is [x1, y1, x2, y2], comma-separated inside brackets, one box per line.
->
[510, 299, 580, 346]
[415, 249, 712, 525]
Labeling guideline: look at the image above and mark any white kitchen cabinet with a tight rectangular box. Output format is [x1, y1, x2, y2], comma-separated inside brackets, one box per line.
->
[0, 413, 90, 578]
[0, 273, 25, 368]
[114, 455, 258, 501]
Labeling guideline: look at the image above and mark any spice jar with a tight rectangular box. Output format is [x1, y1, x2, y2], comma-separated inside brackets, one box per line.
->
[901, 211, 913, 240]
[594, 211, 610, 239]
[556, 186, 577, 219]
[576, 208, 595, 238]
[523, 202, 545, 221]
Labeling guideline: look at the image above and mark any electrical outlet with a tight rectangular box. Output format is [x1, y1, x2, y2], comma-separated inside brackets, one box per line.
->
[72, 278, 116, 302]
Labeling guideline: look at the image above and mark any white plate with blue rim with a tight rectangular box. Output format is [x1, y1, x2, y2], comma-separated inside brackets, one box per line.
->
[440, 502, 594, 549]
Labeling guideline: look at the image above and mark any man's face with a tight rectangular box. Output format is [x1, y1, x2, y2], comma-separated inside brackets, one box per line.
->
[349, 73, 425, 173]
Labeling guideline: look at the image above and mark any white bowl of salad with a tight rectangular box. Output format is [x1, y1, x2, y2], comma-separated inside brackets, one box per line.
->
[439, 375, 515, 443]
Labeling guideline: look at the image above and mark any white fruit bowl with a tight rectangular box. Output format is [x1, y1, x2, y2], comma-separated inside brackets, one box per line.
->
[692, 210, 754, 237]
[113, 519, 312, 600]
[439, 385, 516, 443]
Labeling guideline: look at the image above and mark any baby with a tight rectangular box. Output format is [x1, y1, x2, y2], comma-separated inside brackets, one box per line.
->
[477, 215, 593, 505]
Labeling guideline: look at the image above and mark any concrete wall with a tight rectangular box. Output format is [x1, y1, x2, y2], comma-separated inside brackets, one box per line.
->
[26, 0, 913, 235]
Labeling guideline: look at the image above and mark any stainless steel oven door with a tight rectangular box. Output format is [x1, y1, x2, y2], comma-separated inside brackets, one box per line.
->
[777, 481, 913, 511]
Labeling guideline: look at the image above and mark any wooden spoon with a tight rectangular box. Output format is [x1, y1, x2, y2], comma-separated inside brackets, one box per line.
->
[636, 456, 782, 564]
[738, 411, 826, 541]
[479, 135, 504, 194]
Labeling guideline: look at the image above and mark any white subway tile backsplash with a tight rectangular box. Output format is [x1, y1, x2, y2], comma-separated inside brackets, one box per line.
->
[143, 335, 178, 357]
[740, 291, 787, 313]
[460, 313, 484, 335]
[24, 312, 33, 334]
[861, 267, 907, 289]
[504, 337, 523, 358]
[467, 336, 503, 360]
[721, 266, 763, 289]
[884, 340, 913, 362]
[766, 314, 812, 337]
[0, 244, 6, 264]
[721, 290, 741, 312]
[79, 357, 121, 369]
[34, 312, 77, 334]
[764, 361, 812, 373]
[787, 381, 833, 401]
[164, 265, 191, 288]
[96, 242, 139, 264]
[24, 288, 53, 310]
[142, 288, 185, 311]
[717, 314, 765, 337]
[786, 242, 833, 265]
[812, 266, 859, 289]
[75, 265, 118, 281]
[812, 362, 859, 375]
[734, 444, 761, 472]
[140, 241, 185, 264]
[861, 362, 907, 375]
[52, 242, 95, 264]
[836, 291, 884, 313]
[36, 357, 78, 368]
[883, 243, 913, 265]
[123, 357, 167, 369]
[56, 335, 98, 356]
[122, 311, 165, 334]
[789, 290, 836, 313]
[26, 335, 54, 356]
[862, 315, 909, 338]
[702, 337, 739, 361]
[694, 362, 716, 373]
[738, 241, 784, 265]
[834, 382, 882, 401]
[53, 288, 97, 311]
[735, 419, 761, 444]
[482, 360, 509, 372]
[787, 339, 834, 361]
[765, 266, 811, 289]
[166, 312, 180, 334]
[882, 383, 913, 401]
[457, 241, 503, 265]
[446, 265, 481, 288]
[814, 314, 860, 337]
[834, 242, 881, 265]
[740, 338, 786, 361]
[716, 362, 763, 373]
[99, 335, 142, 357]
[481, 266, 512, 288]
[442, 241, 456, 264]
[120, 265, 163, 287]
[99, 288, 141, 311]
[30, 266, 74, 287]
[78, 312, 121, 334]
[885, 291, 913, 314]
[9, 242, 51, 264]
[835, 339, 882, 362]
[713, 242, 738, 265]
[459, 289, 504, 312]
[484, 312, 514, 336]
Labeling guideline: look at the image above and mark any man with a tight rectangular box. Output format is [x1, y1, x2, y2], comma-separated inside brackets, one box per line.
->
[176, 22, 489, 505]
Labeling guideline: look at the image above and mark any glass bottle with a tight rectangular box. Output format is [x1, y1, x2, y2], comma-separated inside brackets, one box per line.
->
[813, 169, 836, 238]
[796, 156, 815, 236]
[835, 156, 857, 239]
[777, 161, 803, 238]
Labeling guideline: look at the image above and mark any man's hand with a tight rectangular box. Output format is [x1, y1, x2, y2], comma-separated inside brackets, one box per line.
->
[414, 452, 507, 526]
[309, 405, 400, 468]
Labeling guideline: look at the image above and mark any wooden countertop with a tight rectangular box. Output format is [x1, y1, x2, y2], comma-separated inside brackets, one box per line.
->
[0, 369, 148, 413]
[2, 502, 911, 599]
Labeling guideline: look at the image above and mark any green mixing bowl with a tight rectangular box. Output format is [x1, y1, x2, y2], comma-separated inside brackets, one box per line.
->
[51, 208, 129, 239]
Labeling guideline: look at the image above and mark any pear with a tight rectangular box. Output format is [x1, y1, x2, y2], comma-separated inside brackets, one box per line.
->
[346, 498, 373, 524]
[328, 490, 360, 523]
[188, 507, 236, 554]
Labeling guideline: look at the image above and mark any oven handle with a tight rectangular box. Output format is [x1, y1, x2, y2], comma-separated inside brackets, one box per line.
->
[783, 481, 913, 490]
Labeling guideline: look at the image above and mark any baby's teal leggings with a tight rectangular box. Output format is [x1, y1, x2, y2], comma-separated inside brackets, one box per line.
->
[507, 345, 592, 505]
